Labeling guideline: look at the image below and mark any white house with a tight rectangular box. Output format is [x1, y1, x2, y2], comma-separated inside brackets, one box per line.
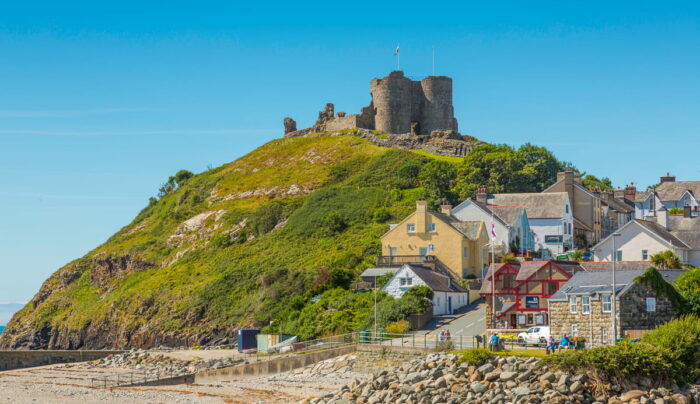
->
[472, 190, 574, 257]
[634, 174, 700, 219]
[593, 207, 700, 267]
[452, 198, 535, 258]
[382, 264, 468, 315]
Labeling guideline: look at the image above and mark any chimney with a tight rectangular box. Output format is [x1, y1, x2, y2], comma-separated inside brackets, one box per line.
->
[416, 200, 428, 233]
[660, 172, 676, 183]
[476, 186, 489, 204]
[440, 204, 453, 216]
[613, 189, 625, 200]
[684, 205, 692, 218]
[658, 205, 668, 229]
[573, 173, 582, 184]
[624, 184, 637, 200]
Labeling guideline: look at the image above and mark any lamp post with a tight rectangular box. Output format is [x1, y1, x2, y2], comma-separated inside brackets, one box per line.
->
[611, 233, 621, 345]
[374, 286, 378, 340]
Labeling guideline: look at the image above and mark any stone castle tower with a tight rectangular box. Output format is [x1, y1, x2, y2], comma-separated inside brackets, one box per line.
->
[284, 70, 458, 137]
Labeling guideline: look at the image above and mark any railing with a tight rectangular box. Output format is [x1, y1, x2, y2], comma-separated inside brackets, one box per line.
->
[358, 331, 548, 351]
[375, 255, 437, 266]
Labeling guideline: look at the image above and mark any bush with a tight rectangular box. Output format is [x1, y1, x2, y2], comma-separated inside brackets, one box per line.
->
[385, 319, 410, 334]
[458, 348, 492, 365]
[434, 341, 455, 352]
[324, 211, 347, 233]
[675, 269, 700, 315]
[329, 268, 355, 289]
[250, 203, 283, 236]
[540, 341, 673, 384]
[372, 207, 391, 223]
[641, 315, 700, 384]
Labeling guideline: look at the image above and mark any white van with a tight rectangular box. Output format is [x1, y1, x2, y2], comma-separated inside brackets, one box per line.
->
[517, 326, 550, 345]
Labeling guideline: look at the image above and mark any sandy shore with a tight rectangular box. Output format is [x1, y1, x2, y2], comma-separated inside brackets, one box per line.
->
[0, 360, 355, 404]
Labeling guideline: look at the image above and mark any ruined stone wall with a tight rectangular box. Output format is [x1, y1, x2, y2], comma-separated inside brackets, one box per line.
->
[324, 114, 361, 132]
[370, 71, 415, 134]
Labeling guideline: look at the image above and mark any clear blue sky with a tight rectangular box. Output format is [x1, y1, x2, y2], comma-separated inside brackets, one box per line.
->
[1, 1, 700, 304]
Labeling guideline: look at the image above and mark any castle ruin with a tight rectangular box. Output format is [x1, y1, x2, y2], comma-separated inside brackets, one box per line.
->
[284, 70, 458, 137]
[283, 71, 482, 157]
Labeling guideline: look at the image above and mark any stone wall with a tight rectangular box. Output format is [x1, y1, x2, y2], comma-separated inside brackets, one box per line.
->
[352, 345, 426, 373]
[549, 283, 676, 347]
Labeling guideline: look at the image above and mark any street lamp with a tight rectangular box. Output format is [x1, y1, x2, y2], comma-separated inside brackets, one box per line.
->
[611, 232, 622, 345]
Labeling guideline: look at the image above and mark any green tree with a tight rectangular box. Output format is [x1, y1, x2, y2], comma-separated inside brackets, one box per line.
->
[570, 250, 584, 262]
[675, 268, 700, 315]
[651, 250, 682, 269]
[157, 169, 194, 198]
[329, 268, 355, 289]
[582, 174, 613, 191]
[418, 160, 457, 207]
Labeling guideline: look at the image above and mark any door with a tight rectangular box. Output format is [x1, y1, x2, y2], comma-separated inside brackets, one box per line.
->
[419, 247, 428, 257]
[448, 296, 452, 314]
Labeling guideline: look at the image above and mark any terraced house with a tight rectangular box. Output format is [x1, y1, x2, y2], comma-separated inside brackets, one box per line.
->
[379, 200, 489, 280]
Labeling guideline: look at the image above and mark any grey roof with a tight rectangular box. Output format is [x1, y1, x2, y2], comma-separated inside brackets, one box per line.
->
[470, 199, 521, 227]
[601, 196, 635, 214]
[549, 269, 686, 302]
[431, 211, 483, 239]
[405, 264, 466, 293]
[673, 232, 700, 249]
[635, 219, 690, 248]
[360, 267, 400, 277]
[484, 192, 568, 219]
[668, 215, 700, 231]
[579, 261, 654, 272]
[655, 181, 700, 202]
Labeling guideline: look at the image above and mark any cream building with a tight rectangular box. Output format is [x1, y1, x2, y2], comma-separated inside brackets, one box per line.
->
[380, 201, 489, 280]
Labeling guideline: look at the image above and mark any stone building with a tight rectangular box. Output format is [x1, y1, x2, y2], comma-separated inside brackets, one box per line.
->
[284, 70, 458, 137]
[548, 269, 685, 346]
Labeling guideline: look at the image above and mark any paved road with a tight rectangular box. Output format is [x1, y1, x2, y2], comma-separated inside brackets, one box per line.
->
[420, 299, 486, 339]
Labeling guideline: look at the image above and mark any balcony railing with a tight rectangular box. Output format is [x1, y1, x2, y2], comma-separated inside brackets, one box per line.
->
[375, 255, 437, 267]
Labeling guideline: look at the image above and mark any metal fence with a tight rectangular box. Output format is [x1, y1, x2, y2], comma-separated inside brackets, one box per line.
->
[90, 368, 184, 388]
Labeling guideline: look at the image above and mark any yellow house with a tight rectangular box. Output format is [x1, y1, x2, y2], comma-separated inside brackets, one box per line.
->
[380, 200, 489, 279]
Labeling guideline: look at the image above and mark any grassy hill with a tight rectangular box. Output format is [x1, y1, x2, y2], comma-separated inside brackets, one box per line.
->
[0, 134, 447, 349]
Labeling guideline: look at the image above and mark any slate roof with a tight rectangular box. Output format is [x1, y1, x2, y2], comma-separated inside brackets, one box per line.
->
[470, 200, 521, 227]
[484, 192, 568, 219]
[360, 267, 400, 278]
[636, 181, 700, 202]
[578, 261, 655, 272]
[601, 196, 635, 214]
[635, 219, 690, 248]
[431, 211, 483, 239]
[405, 264, 466, 293]
[549, 269, 687, 302]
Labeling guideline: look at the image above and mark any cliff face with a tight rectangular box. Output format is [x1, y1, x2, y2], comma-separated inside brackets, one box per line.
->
[0, 133, 460, 350]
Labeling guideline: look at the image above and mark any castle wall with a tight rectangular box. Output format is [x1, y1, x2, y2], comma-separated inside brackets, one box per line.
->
[420, 76, 458, 134]
[370, 71, 414, 134]
[324, 114, 361, 132]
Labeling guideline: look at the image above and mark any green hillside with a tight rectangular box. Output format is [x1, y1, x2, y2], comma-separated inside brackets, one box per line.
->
[0, 133, 570, 349]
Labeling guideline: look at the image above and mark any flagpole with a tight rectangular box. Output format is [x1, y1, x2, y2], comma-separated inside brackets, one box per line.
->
[491, 210, 496, 330]
[432, 46, 435, 75]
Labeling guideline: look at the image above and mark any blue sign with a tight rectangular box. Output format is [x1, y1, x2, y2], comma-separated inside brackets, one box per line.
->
[525, 296, 540, 308]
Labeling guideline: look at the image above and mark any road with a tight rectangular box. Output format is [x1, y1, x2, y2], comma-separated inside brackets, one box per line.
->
[420, 299, 486, 339]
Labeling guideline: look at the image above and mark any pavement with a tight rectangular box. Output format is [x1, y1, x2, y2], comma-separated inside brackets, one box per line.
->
[420, 299, 486, 338]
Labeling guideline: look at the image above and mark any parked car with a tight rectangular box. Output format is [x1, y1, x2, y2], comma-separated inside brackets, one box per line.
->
[517, 326, 550, 345]
[582, 251, 594, 261]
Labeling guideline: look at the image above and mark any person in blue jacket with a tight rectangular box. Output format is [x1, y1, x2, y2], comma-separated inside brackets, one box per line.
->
[489, 333, 500, 351]
[559, 334, 571, 350]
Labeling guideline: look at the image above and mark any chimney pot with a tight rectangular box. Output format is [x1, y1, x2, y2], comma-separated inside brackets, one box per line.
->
[440, 204, 453, 216]
[660, 173, 676, 183]
[476, 186, 489, 204]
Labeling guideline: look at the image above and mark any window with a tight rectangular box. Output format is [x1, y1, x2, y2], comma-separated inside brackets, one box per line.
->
[503, 275, 515, 289]
[428, 244, 435, 252]
[545, 235, 563, 244]
[602, 294, 612, 313]
[582, 296, 590, 314]
[646, 297, 656, 312]
[570, 296, 578, 313]
[428, 223, 436, 233]
[566, 205, 569, 214]
[527, 313, 534, 325]
[463, 247, 469, 258]
[601, 327, 607, 345]
[642, 250, 649, 260]
[407, 223, 415, 233]
[613, 250, 622, 261]
[390, 247, 397, 256]
[419, 247, 428, 256]
[571, 323, 579, 337]
[399, 276, 413, 286]
[546, 282, 558, 296]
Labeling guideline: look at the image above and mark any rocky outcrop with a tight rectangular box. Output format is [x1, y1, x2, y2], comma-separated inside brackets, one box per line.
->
[91, 254, 156, 289]
[312, 353, 700, 404]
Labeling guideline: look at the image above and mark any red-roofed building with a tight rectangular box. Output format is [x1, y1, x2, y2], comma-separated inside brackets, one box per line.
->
[481, 260, 583, 329]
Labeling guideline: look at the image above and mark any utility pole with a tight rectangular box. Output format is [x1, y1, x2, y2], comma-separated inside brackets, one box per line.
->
[374, 287, 378, 340]
[432, 46, 435, 76]
[611, 233, 621, 345]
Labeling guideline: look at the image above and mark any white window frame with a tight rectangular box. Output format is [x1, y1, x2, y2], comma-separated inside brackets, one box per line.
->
[390, 247, 398, 256]
[569, 296, 578, 313]
[407, 223, 415, 233]
[613, 250, 622, 261]
[600, 327, 607, 345]
[602, 294, 612, 313]
[428, 244, 435, 252]
[646, 297, 656, 312]
[582, 296, 590, 314]
[571, 323, 578, 337]
[428, 223, 436, 233]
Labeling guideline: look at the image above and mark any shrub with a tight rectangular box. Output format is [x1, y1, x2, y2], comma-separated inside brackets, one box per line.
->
[329, 268, 355, 289]
[250, 203, 283, 236]
[434, 341, 455, 352]
[372, 207, 391, 223]
[385, 320, 410, 334]
[324, 211, 347, 233]
[641, 315, 700, 384]
[540, 341, 673, 384]
[502, 253, 519, 263]
[675, 269, 700, 315]
[375, 273, 394, 289]
[458, 348, 492, 365]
